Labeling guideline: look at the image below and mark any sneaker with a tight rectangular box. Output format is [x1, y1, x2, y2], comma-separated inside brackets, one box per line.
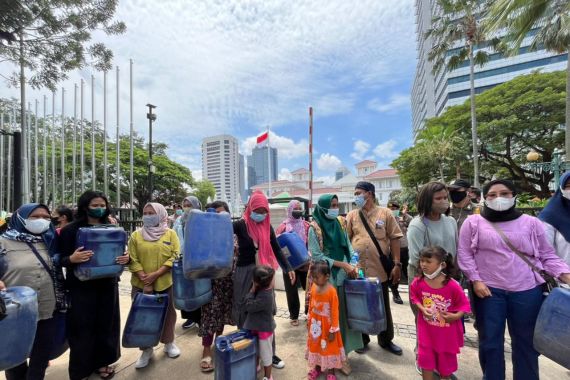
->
[182, 320, 196, 329]
[135, 348, 153, 369]
[393, 295, 404, 304]
[164, 342, 181, 358]
[272, 355, 285, 369]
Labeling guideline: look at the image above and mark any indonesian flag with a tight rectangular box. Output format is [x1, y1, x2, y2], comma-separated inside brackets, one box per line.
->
[256, 131, 269, 144]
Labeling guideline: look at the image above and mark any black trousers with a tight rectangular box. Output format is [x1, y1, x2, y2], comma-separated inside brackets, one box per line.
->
[181, 308, 201, 325]
[5, 317, 57, 380]
[362, 280, 394, 347]
[67, 281, 121, 380]
[282, 269, 308, 320]
[389, 247, 409, 295]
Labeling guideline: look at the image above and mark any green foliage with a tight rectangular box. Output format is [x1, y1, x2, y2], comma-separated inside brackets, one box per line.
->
[393, 71, 566, 197]
[191, 180, 216, 208]
[0, 0, 126, 90]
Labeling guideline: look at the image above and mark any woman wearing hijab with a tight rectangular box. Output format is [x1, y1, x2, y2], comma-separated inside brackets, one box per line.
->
[458, 179, 570, 380]
[539, 172, 570, 266]
[308, 194, 363, 374]
[0, 203, 65, 380]
[173, 195, 202, 329]
[57, 191, 130, 380]
[127, 202, 180, 369]
[275, 200, 310, 327]
[233, 191, 295, 369]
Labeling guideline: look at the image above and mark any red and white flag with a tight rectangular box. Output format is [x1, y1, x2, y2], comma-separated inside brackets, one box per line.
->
[256, 131, 269, 144]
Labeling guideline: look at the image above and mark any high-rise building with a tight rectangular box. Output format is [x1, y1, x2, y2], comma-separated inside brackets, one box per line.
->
[238, 153, 246, 202]
[335, 166, 351, 181]
[247, 146, 278, 191]
[411, 0, 568, 136]
[201, 135, 240, 206]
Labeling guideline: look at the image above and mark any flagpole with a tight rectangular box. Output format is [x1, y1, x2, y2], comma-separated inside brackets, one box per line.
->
[0, 113, 4, 211]
[73, 84, 77, 204]
[7, 107, 13, 211]
[116, 65, 121, 209]
[34, 99, 38, 202]
[129, 59, 134, 210]
[42, 95, 47, 204]
[267, 125, 271, 198]
[103, 70, 108, 196]
[51, 91, 56, 208]
[80, 78, 85, 192]
[61, 87, 65, 204]
[27, 102, 31, 201]
[91, 74, 96, 190]
[309, 107, 313, 210]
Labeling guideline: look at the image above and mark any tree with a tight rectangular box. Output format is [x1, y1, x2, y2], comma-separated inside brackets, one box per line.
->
[191, 181, 216, 209]
[485, 0, 570, 164]
[0, 0, 126, 202]
[426, 0, 501, 188]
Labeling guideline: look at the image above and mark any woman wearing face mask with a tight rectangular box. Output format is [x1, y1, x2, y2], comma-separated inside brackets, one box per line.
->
[308, 194, 363, 375]
[57, 190, 130, 380]
[0, 203, 65, 380]
[458, 179, 570, 380]
[168, 204, 182, 228]
[172, 196, 202, 329]
[127, 202, 181, 368]
[52, 205, 74, 234]
[275, 200, 310, 327]
[539, 172, 570, 266]
[232, 191, 295, 370]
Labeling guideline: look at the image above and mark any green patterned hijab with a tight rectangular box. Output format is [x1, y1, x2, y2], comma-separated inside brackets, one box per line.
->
[312, 194, 350, 265]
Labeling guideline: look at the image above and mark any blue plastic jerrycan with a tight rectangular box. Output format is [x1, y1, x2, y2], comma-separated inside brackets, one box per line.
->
[277, 232, 310, 270]
[122, 292, 169, 348]
[0, 286, 38, 371]
[172, 258, 212, 311]
[534, 287, 570, 369]
[183, 210, 234, 279]
[343, 277, 387, 335]
[214, 330, 258, 380]
[75, 225, 127, 281]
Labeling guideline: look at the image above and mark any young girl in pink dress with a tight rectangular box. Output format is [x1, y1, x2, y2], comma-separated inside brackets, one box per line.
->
[410, 246, 470, 380]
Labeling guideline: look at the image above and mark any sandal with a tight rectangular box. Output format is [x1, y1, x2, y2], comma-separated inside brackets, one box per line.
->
[290, 319, 299, 327]
[308, 368, 321, 380]
[95, 366, 115, 379]
[200, 356, 214, 373]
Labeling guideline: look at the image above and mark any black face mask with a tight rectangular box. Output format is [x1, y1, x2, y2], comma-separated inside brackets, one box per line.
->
[292, 210, 303, 219]
[450, 191, 467, 204]
[51, 217, 60, 225]
[470, 197, 478, 203]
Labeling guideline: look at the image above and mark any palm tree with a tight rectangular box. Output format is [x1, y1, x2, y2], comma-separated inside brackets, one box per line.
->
[417, 124, 464, 182]
[425, 0, 499, 188]
[486, 0, 570, 166]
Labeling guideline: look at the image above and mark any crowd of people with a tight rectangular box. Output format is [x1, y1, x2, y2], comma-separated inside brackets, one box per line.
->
[0, 174, 569, 380]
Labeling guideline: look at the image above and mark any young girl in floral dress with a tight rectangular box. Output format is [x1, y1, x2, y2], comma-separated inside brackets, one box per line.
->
[306, 260, 345, 380]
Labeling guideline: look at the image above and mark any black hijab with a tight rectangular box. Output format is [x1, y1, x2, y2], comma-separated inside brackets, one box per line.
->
[480, 179, 523, 222]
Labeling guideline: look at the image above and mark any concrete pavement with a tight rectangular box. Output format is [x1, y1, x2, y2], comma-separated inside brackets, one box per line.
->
[3, 276, 569, 380]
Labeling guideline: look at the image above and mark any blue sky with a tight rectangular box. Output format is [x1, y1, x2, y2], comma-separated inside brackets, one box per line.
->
[0, 0, 417, 185]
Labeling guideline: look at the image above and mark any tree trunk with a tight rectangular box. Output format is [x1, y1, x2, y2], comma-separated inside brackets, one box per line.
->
[18, 31, 28, 205]
[469, 44, 480, 188]
[438, 160, 445, 182]
[565, 52, 570, 167]
[455, 160, 461, 179]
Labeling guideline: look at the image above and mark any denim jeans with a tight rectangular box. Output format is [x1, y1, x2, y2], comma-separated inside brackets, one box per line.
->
[474, 286, 544, 380]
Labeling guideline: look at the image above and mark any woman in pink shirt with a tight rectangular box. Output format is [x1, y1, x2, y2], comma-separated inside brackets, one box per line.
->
[458, 179, 570, 380]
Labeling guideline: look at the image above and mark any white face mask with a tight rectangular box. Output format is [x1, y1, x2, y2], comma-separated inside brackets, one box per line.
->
[423, 264, 444, 280]
[23, 218, 51, 235]
[561, 188, 570, 200]
[485, 196, 516, 211]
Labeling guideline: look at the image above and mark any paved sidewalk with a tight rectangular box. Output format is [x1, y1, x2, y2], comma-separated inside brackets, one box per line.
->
[3, 278, 569, 380]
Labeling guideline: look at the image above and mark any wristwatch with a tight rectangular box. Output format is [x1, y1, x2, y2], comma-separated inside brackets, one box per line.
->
[393, 261, 402, 268]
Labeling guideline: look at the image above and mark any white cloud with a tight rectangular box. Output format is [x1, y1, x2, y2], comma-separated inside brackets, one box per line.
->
[373, 139, 398, 159]
[317, 153, 341, 172]
[350, 139, 371, 161]
[279, 168, 292, 181]
[241, 131, 308, 159]
[367, 94, 410, 113]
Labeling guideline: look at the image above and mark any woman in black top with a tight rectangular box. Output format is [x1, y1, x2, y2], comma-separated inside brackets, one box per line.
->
[232, 191, 295, 369]
[57, 191, 129, 380]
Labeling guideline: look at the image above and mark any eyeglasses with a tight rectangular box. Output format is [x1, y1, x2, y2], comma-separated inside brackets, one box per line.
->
[485, 191, 513, 199]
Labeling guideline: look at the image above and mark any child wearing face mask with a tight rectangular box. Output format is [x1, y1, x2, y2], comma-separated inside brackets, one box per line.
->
[410, 246, 470, 380]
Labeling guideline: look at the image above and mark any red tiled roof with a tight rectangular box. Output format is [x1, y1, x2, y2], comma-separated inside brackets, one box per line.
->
[364, 169, 398, 179]
[355, 160, 377, 168]
[291, 168, 309, 174]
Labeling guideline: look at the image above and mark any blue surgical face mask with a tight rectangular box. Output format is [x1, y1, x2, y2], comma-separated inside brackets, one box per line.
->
[325, 208, 339, 219]
[250, 211, 267, 223]
[354, 194, 366, 208]
[175, 209, 183, 216]
[143, 214, 160, 227]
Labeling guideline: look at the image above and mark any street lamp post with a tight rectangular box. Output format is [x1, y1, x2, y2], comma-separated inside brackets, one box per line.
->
[146, 104, 156, 201]
[526, 150, 569, 188]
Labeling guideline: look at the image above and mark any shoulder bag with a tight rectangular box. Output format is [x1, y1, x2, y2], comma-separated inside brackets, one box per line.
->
[358, 210, 394, 276]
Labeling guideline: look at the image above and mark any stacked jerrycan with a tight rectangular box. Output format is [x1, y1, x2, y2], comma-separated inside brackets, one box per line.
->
[214, 330, 258, 380]
[182, 210, 234, 279]
[0, 286, 38, 370]
[74, 225, 127, 281]
[122, 292, 169, 348]
[276, 231, 310, 270]
[343, 254, 387, 335]
[533, 287, 570, 369]
[172, 258, 212, 311]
